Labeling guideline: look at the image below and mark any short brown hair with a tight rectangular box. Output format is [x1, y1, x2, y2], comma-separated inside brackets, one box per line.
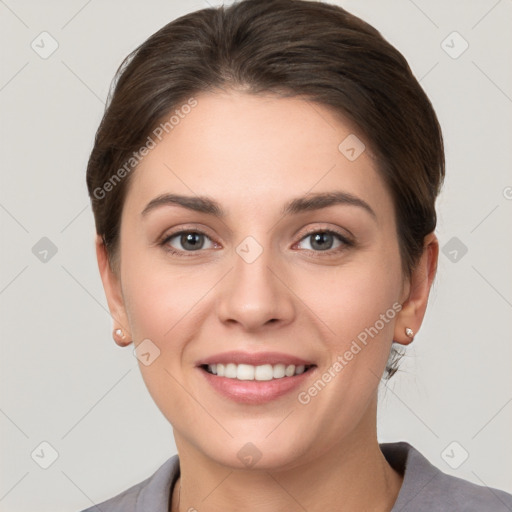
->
[86, 0, 444, 377]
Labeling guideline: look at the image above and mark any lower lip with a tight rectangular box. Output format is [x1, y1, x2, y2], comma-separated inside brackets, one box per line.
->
[198, 366, 316, 404]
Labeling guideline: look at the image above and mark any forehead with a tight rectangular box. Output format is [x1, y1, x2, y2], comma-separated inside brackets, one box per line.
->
[123, 91, 393, 221]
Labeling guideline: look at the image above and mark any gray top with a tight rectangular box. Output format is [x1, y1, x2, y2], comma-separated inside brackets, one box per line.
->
[79, 442, 512, 511]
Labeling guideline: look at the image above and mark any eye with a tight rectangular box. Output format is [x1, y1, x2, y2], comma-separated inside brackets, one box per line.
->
[161, 230, 216, 255]
[295, 229, 353, 253]
[160, 227, 353, 257]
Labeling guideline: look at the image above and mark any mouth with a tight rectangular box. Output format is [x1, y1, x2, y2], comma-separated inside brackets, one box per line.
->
[196, 351, 318, 404]
[200, 363, 315, 381]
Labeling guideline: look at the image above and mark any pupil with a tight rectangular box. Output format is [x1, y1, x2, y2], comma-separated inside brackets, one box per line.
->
[182, 233, 203, 251]
[311, 232, 333, 251]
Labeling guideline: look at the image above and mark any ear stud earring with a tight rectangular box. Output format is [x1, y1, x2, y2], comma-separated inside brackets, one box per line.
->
[405, 327, 414, 338]
[114, 328, 125, 339]
[113, 328, 131, 346]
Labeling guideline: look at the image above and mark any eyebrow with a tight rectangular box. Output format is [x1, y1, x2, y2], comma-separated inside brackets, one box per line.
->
[141, 191, 376, 220]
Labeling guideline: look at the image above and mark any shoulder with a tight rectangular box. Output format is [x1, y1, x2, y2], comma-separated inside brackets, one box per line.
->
[381, 441, 512, 512]
[78, 454, 179, 512]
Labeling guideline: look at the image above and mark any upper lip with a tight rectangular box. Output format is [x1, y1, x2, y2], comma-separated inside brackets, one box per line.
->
[196, 351, 315, 367]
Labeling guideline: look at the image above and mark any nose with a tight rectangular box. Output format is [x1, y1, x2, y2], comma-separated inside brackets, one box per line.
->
[215, 239, 296, 332]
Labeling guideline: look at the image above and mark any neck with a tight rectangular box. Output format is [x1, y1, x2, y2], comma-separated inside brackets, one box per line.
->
[170, 408, 402, 512]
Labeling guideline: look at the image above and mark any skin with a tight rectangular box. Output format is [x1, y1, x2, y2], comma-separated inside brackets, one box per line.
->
[96, 90, 438, 511]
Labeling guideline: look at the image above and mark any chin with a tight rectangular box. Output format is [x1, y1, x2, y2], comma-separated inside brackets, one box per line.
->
[195, 434, 313, 472]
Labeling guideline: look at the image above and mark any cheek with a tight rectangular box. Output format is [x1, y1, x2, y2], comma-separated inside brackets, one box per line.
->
[291, 258, 402, 424]
[299, 247, 403, 395]
[119, 222, 208, 341]
[302, 256, 401, 338]
[120, 262, 208, 422]
[122, 267, 205, 342]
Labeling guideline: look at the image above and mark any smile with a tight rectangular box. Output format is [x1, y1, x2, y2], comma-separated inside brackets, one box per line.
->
[204, 363, 314, 381]
[196, 351, 317, 404]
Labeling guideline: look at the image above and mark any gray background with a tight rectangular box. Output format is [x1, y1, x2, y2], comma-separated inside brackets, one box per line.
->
[0, 0, 511, 510]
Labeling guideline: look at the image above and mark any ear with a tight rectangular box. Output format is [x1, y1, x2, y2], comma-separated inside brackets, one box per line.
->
[394, 232, 439, 345]
[95, 234, 132, 347]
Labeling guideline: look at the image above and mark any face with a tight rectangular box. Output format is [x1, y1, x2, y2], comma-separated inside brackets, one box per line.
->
[99, 90, 432, 471]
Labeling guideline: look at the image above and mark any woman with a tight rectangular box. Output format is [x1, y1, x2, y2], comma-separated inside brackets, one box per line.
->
[82, 0, 512, 510]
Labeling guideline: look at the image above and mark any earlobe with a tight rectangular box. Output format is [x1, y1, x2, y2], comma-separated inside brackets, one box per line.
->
[95, 235, 132, 346]
[113, 327, 131, 347]
[394, 232, 439, 345]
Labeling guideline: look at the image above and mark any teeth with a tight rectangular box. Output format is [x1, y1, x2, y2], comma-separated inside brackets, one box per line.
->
[255, 364, 273, 381]
[206, 363, 310, 380]
[285, 364, 295, 377]
[225, 363, 237, 378]
[237, 364, 255, 380]
[273, 364, 285, 378]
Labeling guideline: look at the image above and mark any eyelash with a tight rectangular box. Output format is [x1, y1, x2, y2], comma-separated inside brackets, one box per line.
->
[159, 227, 354, 258]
